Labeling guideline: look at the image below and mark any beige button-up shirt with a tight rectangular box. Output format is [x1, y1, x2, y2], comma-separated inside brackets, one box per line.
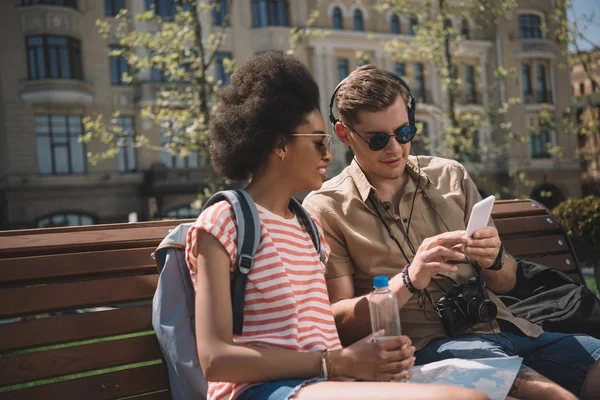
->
[303, 156, 543, 351]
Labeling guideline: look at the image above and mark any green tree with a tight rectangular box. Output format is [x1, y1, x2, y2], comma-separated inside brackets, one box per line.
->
[83, 0, 234, 189]
[554, 195, 600, 292]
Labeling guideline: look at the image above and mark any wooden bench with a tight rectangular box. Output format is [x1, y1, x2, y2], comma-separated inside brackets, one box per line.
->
[0, 199, 585, 399]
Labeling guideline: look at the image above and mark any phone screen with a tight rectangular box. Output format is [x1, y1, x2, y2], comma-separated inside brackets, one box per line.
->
[465, 195, 496, 238]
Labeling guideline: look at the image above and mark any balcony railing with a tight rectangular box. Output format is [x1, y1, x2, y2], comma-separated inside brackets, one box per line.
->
[519, 39, 554, 56]
[524, 90, 553, 105]
[145, 166, 216, 193]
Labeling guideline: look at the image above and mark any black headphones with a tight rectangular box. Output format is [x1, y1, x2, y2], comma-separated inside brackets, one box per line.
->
[327, 70, 418, 133]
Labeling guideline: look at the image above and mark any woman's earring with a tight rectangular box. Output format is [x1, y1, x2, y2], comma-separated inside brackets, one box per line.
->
[280, 154, 285, 161]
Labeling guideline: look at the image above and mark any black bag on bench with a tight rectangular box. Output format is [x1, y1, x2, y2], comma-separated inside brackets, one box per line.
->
[499, 260, 600, 339]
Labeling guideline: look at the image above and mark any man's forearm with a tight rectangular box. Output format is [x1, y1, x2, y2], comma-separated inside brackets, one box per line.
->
[331, 283, 414, 346]
[482, 253, 517, 294]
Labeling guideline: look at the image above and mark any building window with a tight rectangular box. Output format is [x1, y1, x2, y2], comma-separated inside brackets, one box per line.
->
[160, 126, 199, 168]
[579, 82, 585, 96]
[461, 18, 470, 39]
[105, 0, 124, 16]
[165, 205, 201, 219]
[332, 6, 343, 29]
[145, 0, 190, 19]
[518, 14, 542, 39]
[36, 114, 87, 175]
[251, 0, 289, 27]
[522, 64, 532, 96]
[390, 14, 400, 34]
[395, 62, 405, 77]
[215, 52, 232, 85]
[592, 80, 598, 93]
[409, 15, 418, 35]
[536, 64, 548, 103]
[465, 65, 477, 103]
[337, 58, 349, 82]
[38, 213, 94, 228]
[27, 35, 83, 80]
[530, 130, 551, 158]
[23, 0, 77, 8]
[212, 0, 228, 26]
[353, 9, 364, 31]
[109, 45, 129, 85]
[414, 63, 425, 102]
[116, 116, 137, 172]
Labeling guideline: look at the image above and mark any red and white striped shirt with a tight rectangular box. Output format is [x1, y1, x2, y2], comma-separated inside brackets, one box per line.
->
[185, 201, 342, 400]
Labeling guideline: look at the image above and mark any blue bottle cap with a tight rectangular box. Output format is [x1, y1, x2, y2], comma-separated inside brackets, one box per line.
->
[373, 276, 389, 288]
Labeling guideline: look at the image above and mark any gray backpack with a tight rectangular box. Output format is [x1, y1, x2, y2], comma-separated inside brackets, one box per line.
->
[152, 189, 325, 400]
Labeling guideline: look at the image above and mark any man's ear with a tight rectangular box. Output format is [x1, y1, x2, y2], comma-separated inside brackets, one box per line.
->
[334, 122, 351, 146]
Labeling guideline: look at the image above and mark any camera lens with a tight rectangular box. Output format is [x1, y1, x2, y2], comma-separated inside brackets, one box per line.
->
[476, 300, 498, 323]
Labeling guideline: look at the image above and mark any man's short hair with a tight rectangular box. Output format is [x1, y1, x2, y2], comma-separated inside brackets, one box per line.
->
[336, 65, 412, 125]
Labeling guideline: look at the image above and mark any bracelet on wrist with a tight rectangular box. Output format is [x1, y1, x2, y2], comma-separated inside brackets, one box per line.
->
[402, 264, 422, 294]
[320, 350, 330, 379]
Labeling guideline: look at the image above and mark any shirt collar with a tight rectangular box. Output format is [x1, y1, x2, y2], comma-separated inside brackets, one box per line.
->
[349, 156, 431, 203]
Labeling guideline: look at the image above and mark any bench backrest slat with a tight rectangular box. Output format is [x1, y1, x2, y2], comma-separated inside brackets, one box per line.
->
[0, 275, 157, 320]
[503, 234, 570, 258]
[493, 215, 560, 237]
[1, 363, 170, 400]
[0, 247, 157, 287]
[0, 305, 152, 353]
[0, 334, 163, 387]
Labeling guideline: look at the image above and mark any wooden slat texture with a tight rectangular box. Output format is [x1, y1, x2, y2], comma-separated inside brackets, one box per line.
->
[494, 215, 560, 237]
[0, 226, 173, 258]
[0, 306, 152, 353]
[0, 247, 156, 286]
[0, 334, 163, 387]
[503, 234, 569, 258]
[0, 275, 158, 320]
[527, 253, 579, 273]
[491, 200, 547, 219]
[0, 363, 170, 400]
[0, 219, 191, 237]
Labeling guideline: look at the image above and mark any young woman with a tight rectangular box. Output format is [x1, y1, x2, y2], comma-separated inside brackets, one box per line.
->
[186, 51, 489, 400]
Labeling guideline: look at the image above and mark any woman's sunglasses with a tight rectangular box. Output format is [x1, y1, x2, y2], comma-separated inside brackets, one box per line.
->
[292, 134, 332, 156]
[343, 123, 417, 151]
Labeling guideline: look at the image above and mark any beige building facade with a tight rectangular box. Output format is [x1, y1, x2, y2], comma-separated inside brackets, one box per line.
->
[0, 0, 581, 229]
[571, 49, 600, 196]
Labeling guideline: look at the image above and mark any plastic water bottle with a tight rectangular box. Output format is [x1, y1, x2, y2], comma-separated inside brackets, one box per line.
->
[369, 276, 402, 340]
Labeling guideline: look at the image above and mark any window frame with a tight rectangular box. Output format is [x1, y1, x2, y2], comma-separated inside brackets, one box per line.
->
[115, 115, 138, 172]
[337, 58, 349, 82]
[251, 0, 289, 27]
[38, 212, 95, 228]
[414, 63, 426, 102]
[145, 0, 190, 19]
[465, 65, 477, 104]
[390, 14, 400, 34]
[536, 64, 548, 103]
[332, 6, 344, 29]
[353, 9, 364, 31]
[529, 130, 552, 159]
[518, 13, 543, 39]
[212, 0, 228, 26]
[26, 35, 83, 80]
[215, 52, 232, 85]
[36, 114, 87, 175]
[22, 0, 77, 8]
[105, 0, 125, 16]
[109, 44, 130, 85]
[160, 124, 199, 169]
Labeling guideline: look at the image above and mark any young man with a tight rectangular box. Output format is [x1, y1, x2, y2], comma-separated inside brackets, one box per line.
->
[303, 65, 600, 400]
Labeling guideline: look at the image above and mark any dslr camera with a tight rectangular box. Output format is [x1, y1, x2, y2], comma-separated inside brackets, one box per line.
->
[436, 274, 498, 337]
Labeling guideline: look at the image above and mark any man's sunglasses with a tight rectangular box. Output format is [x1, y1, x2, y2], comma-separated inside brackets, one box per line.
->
[292, 134, 332, 156]
[343, 123, 417, 151]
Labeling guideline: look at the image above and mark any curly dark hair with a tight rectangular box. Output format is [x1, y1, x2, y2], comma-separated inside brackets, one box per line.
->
[209, 51, 320, 181]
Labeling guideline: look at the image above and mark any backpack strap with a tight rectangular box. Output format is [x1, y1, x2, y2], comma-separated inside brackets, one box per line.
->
[289, 198, 326, 265]
[202, 189, 261, 335]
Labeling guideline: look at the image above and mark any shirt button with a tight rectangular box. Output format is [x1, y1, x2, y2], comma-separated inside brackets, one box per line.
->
[403, 218, 408, 223]
[384, 204, 391, 210]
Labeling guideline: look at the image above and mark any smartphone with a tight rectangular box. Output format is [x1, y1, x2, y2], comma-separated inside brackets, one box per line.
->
[465, 195, 496, 238]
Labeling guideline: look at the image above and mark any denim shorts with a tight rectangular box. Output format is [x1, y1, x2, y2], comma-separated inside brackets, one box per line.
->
[235, 378, 327, 400]
[235, 378, 326, 400]
[414, 323, 600, 397]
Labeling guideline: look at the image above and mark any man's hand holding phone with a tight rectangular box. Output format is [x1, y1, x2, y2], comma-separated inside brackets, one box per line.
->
[462, 195, 502, 269]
